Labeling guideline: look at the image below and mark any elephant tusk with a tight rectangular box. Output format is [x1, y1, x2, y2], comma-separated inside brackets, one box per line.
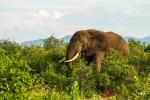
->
[59, 58, 65, 62]
[64, 53, 79, 62]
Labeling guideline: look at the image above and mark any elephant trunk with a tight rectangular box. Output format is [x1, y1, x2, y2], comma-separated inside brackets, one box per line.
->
[66, 41, 82, 70]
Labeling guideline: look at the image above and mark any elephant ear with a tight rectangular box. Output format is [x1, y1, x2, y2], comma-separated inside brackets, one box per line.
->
[86, 36, 109, 56]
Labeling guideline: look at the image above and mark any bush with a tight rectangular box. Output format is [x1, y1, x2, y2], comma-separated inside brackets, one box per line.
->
[0, 48, 33, 99]
[44, 35, 66, 50]
[70, 81, 80, 100]
[0, 38, 149, 99]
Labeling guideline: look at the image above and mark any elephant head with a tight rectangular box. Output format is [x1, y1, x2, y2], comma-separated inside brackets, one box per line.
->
[62, 29, 109, 72]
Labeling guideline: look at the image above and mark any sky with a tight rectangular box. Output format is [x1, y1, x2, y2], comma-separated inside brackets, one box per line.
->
[0, 0, 150, 43]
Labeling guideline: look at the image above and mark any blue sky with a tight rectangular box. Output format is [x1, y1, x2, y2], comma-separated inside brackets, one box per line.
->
[0, 0, 150, 43]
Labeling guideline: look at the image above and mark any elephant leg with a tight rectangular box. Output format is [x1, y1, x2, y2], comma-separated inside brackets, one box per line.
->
[95, 51, 105, 73]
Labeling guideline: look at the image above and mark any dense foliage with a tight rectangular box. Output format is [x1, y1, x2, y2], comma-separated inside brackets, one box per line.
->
[0, 37, 149, 100]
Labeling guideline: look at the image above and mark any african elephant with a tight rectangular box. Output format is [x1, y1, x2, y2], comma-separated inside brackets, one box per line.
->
[61, 29, 129, 73]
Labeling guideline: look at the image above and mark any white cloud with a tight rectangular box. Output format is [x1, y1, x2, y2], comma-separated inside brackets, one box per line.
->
[26, 9, 63, 20]
[0, 9, 64, 32]
[38, 9, 49, 17]
[0, 9, 65, 42]
[24, 9, 64, 26]
[52, 10, 63, 20]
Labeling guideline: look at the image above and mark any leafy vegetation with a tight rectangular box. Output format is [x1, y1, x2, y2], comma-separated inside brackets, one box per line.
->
[0, 37, 149, 100]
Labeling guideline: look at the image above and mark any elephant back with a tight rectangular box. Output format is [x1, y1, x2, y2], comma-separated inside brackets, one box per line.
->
[105, 32, 129, 57]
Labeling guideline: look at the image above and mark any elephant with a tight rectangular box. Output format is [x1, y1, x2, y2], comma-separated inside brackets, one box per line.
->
[61, 29, 129, 73]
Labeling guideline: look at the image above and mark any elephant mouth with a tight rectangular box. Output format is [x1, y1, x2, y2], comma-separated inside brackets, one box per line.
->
[64, 53, 79, 62]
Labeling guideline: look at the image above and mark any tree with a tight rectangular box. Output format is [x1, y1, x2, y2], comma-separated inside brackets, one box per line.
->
[144, 44, 150, 53]
[44, 35, 66, 49]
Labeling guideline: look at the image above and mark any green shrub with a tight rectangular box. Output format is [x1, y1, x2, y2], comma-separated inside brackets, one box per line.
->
[0, 40, 22, 58]
[44, 35, 66, 50]
[0, 48, 33, 99]
[21, 46, 48, 73]
[70, 81, 80, 100]
[0, 38, 149, 100]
